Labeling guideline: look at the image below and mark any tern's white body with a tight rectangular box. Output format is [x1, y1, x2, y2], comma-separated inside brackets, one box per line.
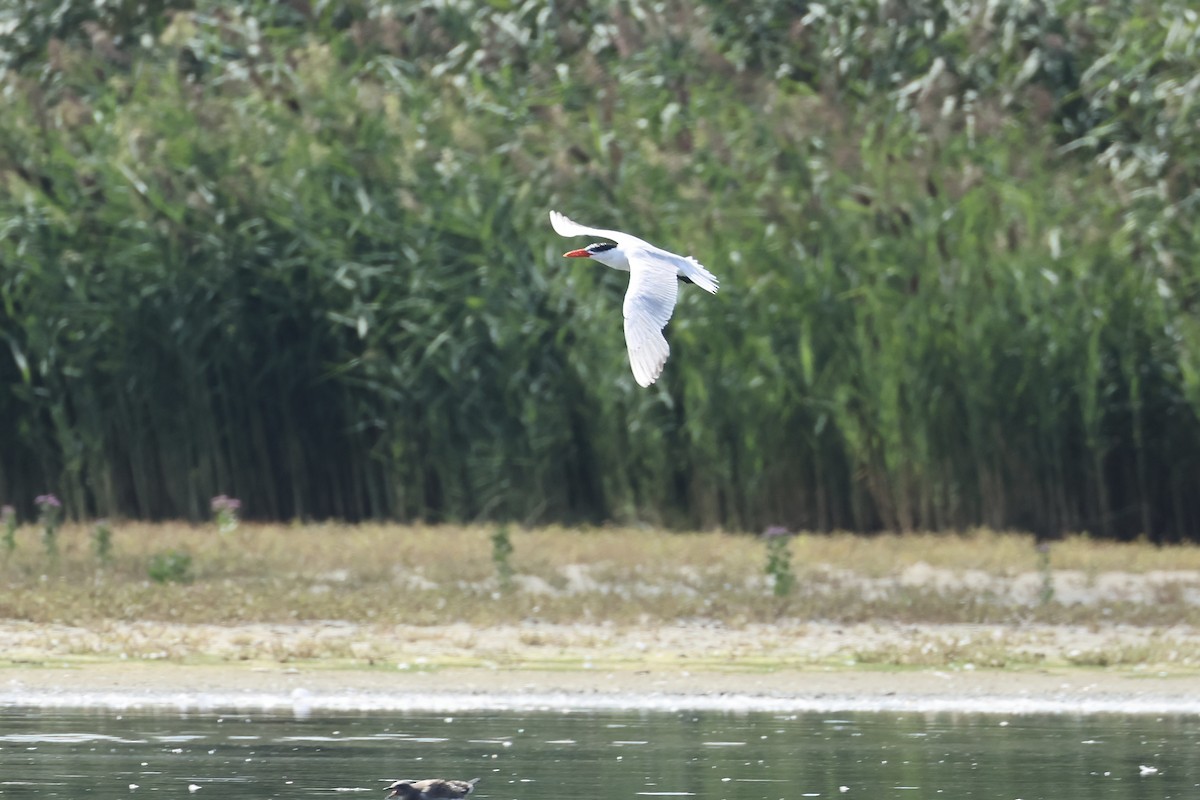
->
[550, 210, 719, 387]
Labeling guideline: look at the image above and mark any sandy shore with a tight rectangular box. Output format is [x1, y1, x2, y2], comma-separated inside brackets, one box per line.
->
[5, 660, 1200, 715]
[3, 620, 1199, 715]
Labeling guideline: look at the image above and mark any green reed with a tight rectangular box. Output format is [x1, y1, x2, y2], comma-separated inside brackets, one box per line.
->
[0, 1, 1198, 539]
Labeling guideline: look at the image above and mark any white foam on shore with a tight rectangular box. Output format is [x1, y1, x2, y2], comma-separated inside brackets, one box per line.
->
[2, 687, 1199, 716]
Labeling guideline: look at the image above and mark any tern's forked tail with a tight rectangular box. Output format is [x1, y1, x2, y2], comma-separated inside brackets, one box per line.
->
[680, 256, 720, 295]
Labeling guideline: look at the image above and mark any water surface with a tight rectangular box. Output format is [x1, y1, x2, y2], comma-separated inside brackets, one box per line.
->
[1, 708, 1197, 800]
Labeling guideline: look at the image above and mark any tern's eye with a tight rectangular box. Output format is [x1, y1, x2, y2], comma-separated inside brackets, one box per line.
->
[588, 242, 616, 253]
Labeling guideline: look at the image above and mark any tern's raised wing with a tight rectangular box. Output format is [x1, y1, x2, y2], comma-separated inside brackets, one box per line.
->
[549, 210, 640, 245]
[622, 250, 680, 387]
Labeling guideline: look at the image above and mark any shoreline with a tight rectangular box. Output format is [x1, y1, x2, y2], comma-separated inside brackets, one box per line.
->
[4, 620, 1200, 716]
[6, 662, 1200, 716]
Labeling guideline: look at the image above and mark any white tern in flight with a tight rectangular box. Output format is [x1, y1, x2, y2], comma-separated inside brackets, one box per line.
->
[550, 210, 719, 387]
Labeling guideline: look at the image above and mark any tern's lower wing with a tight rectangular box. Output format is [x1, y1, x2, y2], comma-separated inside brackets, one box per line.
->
[623, 255, 680, 387]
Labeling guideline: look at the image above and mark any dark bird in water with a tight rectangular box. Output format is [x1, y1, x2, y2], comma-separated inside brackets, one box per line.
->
[384, 779, 480, 800]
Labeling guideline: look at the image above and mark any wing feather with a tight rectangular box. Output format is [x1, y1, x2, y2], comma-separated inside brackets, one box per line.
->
[549, 210, 642, 247]
[622, 250, 679, 387]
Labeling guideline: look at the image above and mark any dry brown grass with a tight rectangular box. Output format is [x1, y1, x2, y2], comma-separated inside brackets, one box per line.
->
[2, 523, 1199, 628]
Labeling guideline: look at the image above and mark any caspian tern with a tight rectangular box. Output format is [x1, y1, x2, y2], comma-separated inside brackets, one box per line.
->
[549, 210, 719, 387]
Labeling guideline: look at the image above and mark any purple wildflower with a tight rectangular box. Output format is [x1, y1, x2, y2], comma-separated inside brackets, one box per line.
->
[210, 494, 242, 513]
[1, 505, 14, 523]
[762, 525, 791, 539]
[34, 494, 62, 509]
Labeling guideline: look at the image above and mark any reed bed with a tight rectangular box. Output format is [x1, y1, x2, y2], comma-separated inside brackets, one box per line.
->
[1, 1, 1199, 539]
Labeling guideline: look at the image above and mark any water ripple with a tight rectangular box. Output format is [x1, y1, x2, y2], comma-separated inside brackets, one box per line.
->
[0, 733, 148, 744]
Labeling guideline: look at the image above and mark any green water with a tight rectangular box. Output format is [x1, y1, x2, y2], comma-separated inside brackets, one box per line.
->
[1, 709, 1197, 800]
